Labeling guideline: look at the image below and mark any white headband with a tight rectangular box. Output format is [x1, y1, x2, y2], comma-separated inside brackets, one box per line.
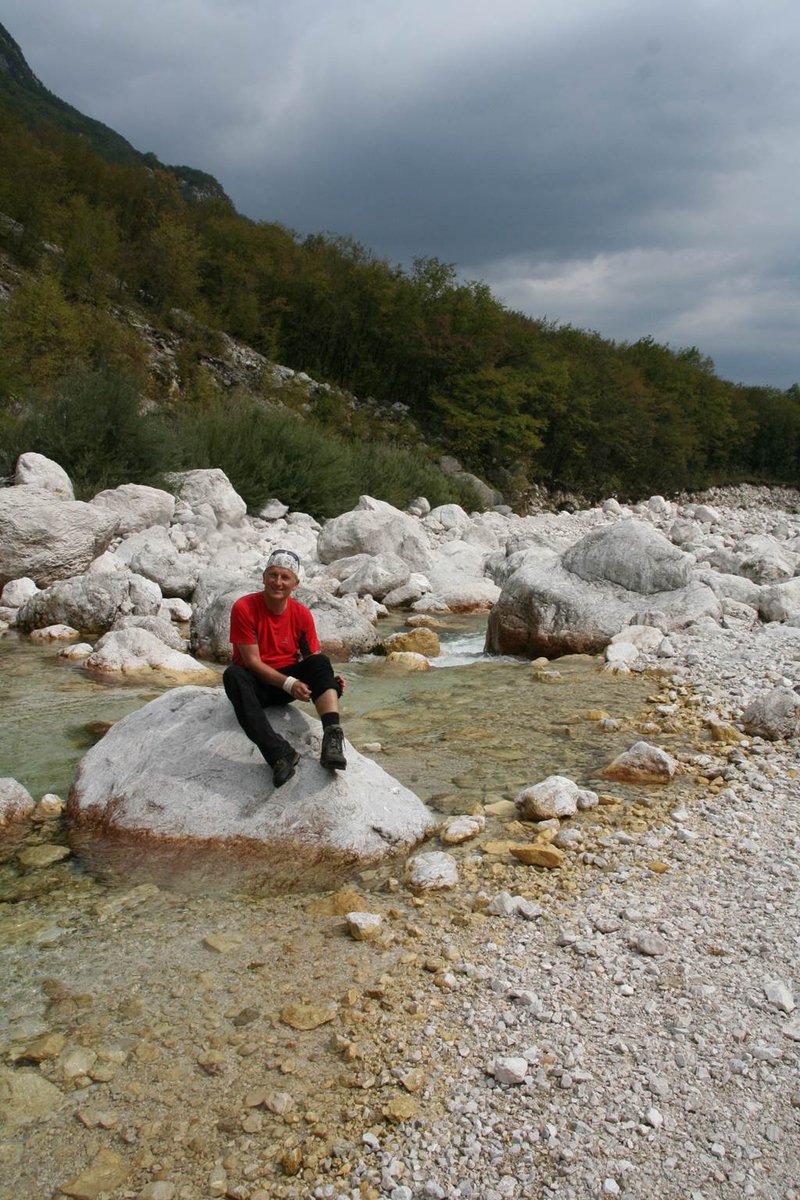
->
[265, 549, 302, 579]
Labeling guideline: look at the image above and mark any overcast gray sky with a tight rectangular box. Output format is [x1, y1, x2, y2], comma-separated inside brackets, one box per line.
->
[4, 0, 799, 388]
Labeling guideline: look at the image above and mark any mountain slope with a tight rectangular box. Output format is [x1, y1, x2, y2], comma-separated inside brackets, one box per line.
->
[0, 21, 231, 205]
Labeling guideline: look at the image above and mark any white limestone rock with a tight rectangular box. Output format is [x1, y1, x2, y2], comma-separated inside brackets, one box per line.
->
[346, 912, 383, 941]
[759, 577, 800, 624]
[165, 468, 247, 527]
[563, 520, 692, 593]
[741, 686, 800, 741]
[0, 577, 39, 608]
[68, 689, 434, 888]
[86, 627, 218, 682]
[337, 553, 411, 600]
[16, 571, 159, 635]
[492, 1056, 528, 1085]
[159, 597, 193, 623]
[90, 483, 176, 534]
[405, 850, 459, 890]
[735, 534, 797, 585]
[317, 496, 432, 573]
[516, 775, 599, 820]
[29, 624, 80, 642]
[427, 503, 471, 531]
[14, 452, 74, 500]
[112, 614, 188, 652]
[440, 814, 486, 845]
[486, 521, 719, 658]
[114, 527, 204, 598]
[0, 489, 120, 589]
[601, 741, 677, 783]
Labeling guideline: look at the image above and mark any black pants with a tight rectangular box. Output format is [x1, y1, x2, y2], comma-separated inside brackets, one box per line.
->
[223, 654, 339, 765]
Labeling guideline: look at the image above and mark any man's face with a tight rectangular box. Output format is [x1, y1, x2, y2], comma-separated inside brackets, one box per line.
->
[263, 565, 298, 602]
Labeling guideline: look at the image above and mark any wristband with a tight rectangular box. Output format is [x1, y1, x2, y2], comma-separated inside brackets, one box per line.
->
[282, 676, 296, 694]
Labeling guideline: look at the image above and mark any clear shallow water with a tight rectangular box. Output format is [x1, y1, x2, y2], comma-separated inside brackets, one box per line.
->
[0, 618, 654, 806]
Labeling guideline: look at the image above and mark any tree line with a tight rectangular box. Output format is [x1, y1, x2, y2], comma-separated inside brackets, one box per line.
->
[0, 100, 797, 507]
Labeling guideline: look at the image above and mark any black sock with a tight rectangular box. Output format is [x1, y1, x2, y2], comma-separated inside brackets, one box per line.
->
[321, 711, 341, 729]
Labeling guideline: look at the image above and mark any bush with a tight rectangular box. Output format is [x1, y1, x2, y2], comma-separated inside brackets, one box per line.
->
[11, 365, 175, 497]
[169, 394, 482, 517]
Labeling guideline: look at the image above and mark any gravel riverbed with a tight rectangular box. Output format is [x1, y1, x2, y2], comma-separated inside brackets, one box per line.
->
[1, 486, 798, 1200]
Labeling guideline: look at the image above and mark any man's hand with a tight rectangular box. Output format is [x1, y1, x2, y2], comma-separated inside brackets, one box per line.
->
[287, 678, 312, 702]
[335, 674, 346, 696]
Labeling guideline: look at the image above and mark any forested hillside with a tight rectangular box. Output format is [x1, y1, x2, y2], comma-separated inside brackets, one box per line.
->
[0, 43, 798, 511]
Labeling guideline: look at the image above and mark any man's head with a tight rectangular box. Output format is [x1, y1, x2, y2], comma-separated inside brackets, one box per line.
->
[264, 549, 301, 581]
[262, 549, 301, 610]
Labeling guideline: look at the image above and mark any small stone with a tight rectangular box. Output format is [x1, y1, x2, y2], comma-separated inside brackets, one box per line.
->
[58, 1047, 97, 1079]
[440, 814, 485, 845]
[399, 1068, 426, 1093]
[17, 844, 71, 869]
[405, 851, 459, 890]
[33, 793, 65, 820]
[764, 980, 795, 1014]
[280, 1147, 303, 1176]
[493, 1056, 528, 1085]
[202, 932, 244, 953]
[346, 912, 383, 941]
[59, 1148, 129, 1198]
[383, 1094, 419, 1123]
[647, 860, 669, 874]
[601, 741, 676, 783]
[645, 1107, 663, 1130]
[280, 1003, 336, 1030]
[509, 843, 564, 869]
[633, 932, 668, 957]
[138, 1183, 176, 1200]
[16, 1031, 67, 1062]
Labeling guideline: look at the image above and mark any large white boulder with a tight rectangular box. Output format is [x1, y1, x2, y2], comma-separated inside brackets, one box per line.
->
[759, 577, 800, 624]
[67, 688, 435, 890]
[317, 496, 432, 573]
[562, 520, 692, 594]
[165, 468, 247, 527]
[16, 571, 160, 634]
[85, 627, 218, 681]
[14, 452, 74, 500]
[734, 535, 797, 585]
[114, 527, 204, 598]
[337, 554, 411, 600]
[90, 483, 176, 534]
[486, 523, 719, 659]
[0, 489, 120, 589]
[741, 686, 800, 741]
[423, 540, 500, 611]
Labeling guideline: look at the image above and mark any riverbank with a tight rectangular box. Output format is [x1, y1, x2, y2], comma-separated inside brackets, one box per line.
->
[1, 483, 798, 1200]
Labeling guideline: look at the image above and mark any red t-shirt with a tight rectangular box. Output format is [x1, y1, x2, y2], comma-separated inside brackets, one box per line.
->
[229, 593, 320, 669]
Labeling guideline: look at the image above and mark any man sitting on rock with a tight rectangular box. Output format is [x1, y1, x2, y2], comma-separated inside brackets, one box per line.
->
[223, 550, 346, 788]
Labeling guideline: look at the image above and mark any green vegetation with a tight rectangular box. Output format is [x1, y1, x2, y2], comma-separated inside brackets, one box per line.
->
[0, 62, 798, 507]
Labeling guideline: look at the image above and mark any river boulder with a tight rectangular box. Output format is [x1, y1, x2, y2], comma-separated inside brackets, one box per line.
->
[16, 571, 160, 635]
[0, 489, 120, 589]
[486, 520, 720, 658]
[317, 496, 432, 573]
[67, 687, 435, 891]
[89, 483, 176, 534]
[165, 468, 247, 527]
[14, 452, 74, 500]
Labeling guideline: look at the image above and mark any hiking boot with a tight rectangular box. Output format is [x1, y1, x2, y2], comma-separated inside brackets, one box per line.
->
[272, 749, 300, 788]
[320, 724, 347, 771]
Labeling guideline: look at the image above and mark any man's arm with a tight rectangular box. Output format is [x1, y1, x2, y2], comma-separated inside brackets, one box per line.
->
[235, 643, 311, 701]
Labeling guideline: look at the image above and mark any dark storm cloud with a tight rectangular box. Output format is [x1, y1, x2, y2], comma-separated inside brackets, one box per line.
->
[3, 0, 799, 386]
